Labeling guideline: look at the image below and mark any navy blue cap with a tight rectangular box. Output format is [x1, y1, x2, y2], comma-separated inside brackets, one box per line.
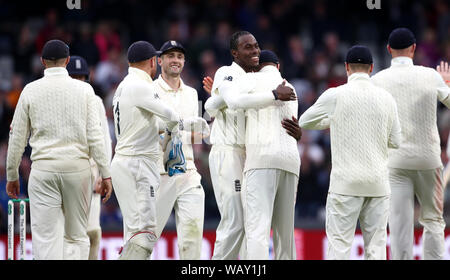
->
[388, 28, 416, 50]
[159, 40, 186, 56]
[41, 39, 70, 60]
[259, 50, 279, 64]
[127, 41, 161, 63]
[67, 55, 89, 77]
[346, 45, 373, 64]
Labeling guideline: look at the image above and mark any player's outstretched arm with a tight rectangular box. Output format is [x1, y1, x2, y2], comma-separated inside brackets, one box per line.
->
[299, 88, 336, 130]
[135, 84, 181, 131]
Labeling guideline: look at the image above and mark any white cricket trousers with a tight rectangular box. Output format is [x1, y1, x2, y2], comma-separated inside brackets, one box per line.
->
[209, 146, 246, 260]
[243, 168, 298, 260]
[388, 167, 446, 260]
[155, 169, 205, 260]
[87, 160, 102, 260]
[28, 162, 92, 260]
[87, 161, 101, 233]
[325, 192, 389, 260]
[111, 155, 159, 249]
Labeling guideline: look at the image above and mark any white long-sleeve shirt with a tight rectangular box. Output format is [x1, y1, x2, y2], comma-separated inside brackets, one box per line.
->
[154, 75, 199, 174]
[90, 95, 113, 176]
[112, 67, 180, 161]
[243, 66, 300, 176]
[208, 62, 247, 148]
[300, 73, 401, 197]
[371, 57, 450, 170]
[7, 67, 111, 181]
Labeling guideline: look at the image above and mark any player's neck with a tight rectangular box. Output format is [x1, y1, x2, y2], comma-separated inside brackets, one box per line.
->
[162, 73, 181, 91]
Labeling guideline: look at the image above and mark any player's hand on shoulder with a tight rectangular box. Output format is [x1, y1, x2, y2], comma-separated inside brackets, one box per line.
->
[274, 80, 297, 101]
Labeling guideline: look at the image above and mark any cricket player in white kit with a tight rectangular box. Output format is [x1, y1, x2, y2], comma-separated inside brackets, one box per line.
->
[240, 50, 300, 260]
[153, 40, 209, 260]
[300, 46, 402, 260]
[371, 28, 450, 260]
[111, 41, 182, 260]
[204, 37, 300, 259]
[6, 40, 113, 260]
[67, 55, 112, 260]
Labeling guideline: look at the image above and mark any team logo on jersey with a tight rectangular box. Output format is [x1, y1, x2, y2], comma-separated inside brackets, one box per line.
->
[224, 76, 233, 81]
[154, 92, 160, 99]
[235, 179, 241, 192]
[150, 186, 155, 197]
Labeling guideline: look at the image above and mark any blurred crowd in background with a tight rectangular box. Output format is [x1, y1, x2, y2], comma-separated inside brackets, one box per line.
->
[0, 0, 449, 233]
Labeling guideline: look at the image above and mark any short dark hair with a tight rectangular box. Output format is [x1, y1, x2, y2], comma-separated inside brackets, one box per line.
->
[230, 31, 251, 51]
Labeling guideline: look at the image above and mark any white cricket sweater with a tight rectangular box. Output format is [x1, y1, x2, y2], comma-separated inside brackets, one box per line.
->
[112, 67, 180, 161]
[6, 67, 111, 181]
[89, 95, 113, 176]
[243, 66, 300, 176]
[154, 75, 198, 174]
[371, 57, 450, 170]
[300, 73, 401, 197]
[208, 62, 247, 149]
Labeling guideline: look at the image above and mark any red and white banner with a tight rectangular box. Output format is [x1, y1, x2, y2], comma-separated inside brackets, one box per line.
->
[2, 229, 450, 260]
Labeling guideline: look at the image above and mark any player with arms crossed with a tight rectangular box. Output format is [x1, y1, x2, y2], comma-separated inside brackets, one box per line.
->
[6, 40, 112, 259]
[152, 40, 210, 259]
[300, 46, 401, 260]
[111, 41, 190, 260]
[67, 55, 112, 260]
[371, 28, 450, 260]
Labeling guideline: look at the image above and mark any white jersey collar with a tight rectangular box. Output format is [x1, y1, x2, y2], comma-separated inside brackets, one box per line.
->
[156, 74, 186, 92]
[348, 72, 370, 82]
[128, 67, 153, 83]
[231, 62, 247, 76]
[44, 67, 69, 77]
[391, 56, 414, 67]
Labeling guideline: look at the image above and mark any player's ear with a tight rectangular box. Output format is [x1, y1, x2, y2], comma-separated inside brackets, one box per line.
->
[64, 56, 70, 67]
[231, 49, 238, 60]
[150, 56, 156, 68]
[345, 62, 350, 74]
[369, 63, 374, 74]
[157, 56, 162, 66]
[41, 57, 46, 67]
[387, 45, 392, 55]
[410, 43, 416, 55]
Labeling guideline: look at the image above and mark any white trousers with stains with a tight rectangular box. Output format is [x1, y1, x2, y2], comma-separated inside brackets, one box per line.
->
[28, 160, 92, 260]
[111, 155, 159, 254]
[325, 192, 389, 260]
[388, 167, 446, 260]
[154, 169, 205, 260]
